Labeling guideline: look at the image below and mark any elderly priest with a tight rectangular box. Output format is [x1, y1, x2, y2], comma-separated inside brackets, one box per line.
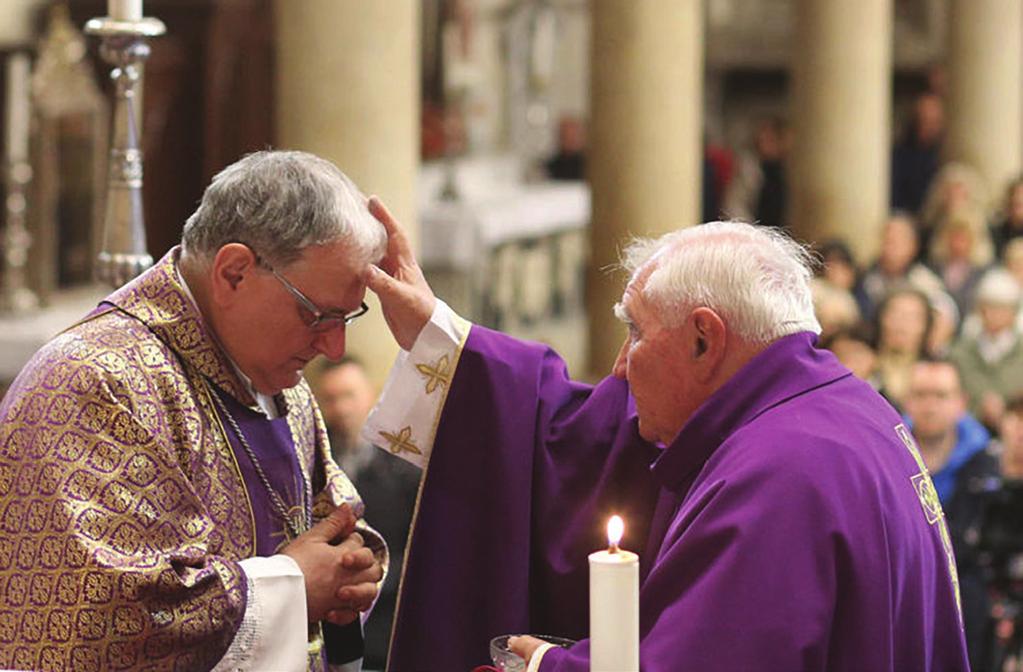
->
[363, 201, 969, 672]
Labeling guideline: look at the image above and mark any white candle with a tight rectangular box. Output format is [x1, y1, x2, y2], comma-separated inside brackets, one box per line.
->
[5, 53, 30, 164]
[108, 0, 143, 21]
[589, 515, 639, 672]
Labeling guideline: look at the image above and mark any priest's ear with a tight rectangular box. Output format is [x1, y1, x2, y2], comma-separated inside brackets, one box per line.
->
[210, 243, 259, 304]
[689, 307, 726, 381]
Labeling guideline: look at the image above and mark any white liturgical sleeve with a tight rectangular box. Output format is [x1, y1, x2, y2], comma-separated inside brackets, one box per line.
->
[362, 300, 471, 469]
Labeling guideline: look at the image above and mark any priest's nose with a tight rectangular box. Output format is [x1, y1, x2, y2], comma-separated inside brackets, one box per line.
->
[612, 339, 629, 379]
[315, 325, 347, 360]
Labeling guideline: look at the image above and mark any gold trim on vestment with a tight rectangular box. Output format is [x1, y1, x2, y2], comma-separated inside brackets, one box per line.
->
[0, 249, 380, 671]
[385, 315, 472, 669]
[199, 375, 257, 558]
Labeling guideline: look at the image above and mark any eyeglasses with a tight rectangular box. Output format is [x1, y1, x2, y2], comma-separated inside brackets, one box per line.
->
[257, 256, 369, 332]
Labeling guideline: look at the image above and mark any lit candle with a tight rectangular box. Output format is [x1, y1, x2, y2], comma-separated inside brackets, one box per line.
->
[589, 515, 639, 672]
[5, 53, 30, 164]
[108, 0, 143, 21]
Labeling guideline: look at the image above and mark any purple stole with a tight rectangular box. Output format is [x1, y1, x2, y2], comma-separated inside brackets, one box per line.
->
[209, 386, 364, 669]
[210, 386, 308, 556]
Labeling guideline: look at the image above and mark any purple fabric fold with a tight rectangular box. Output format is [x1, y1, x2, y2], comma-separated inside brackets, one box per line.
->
[388, 327, 657, 671]
[390, 329, 969, 672]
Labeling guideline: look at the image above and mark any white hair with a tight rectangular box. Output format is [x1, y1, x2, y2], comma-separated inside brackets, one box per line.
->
[620, 221, 821, 343]
[975, 267, 1022, 307]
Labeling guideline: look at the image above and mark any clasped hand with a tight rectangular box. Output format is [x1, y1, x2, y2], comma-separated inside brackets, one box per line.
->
[282, 503, 383, 625]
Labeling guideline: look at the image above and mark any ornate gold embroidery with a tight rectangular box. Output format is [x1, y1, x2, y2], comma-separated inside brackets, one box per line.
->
[894, 423, 962, 618]
[416, 354, 453, 394]
[0, 249, 379, 671]
[380, 426, 422, 456]
[386, 310, 471, 664]
[911, 473, 942, 525]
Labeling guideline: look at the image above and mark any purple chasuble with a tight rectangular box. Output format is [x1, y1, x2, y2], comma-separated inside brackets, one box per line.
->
[389, 328, 970, 672]
[209, 386, 309, 556]
[388, 327, 658, 671]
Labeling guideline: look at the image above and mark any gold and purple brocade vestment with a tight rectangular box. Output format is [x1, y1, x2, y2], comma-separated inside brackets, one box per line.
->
[0, 250, 382, 671]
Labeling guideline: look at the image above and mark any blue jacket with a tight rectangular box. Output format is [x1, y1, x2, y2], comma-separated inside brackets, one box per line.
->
[904, 413, 991, 505]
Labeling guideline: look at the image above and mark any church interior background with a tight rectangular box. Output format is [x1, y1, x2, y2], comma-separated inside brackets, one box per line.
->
[0, 0, 1010, 392]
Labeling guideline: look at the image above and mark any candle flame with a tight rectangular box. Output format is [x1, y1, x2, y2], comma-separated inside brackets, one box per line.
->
[607, 515, 624, 549]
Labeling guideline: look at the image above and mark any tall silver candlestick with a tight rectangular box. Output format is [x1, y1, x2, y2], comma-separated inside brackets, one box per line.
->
[85, 14, 164, 288]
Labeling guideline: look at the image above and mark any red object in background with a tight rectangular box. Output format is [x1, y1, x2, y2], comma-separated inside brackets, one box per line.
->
[705, 143, 735, 203]
[470, 666, 501, 672]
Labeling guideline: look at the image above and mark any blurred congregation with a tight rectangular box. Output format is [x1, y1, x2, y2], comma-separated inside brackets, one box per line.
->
[740, 89, 1023, 671]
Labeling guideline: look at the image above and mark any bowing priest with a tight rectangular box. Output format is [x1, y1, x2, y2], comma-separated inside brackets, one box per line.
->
[0, 151, 388, 671]
[363, 202, 970, 672]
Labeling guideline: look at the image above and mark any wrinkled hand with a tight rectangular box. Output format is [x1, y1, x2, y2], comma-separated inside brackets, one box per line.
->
[281, 504, 380, 622]
[323, 535, 384, 626]
[365, 196, 437, 350]
[508, 635, 546, 665]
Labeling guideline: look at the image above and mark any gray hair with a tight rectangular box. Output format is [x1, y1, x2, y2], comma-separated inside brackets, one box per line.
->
[975, 267, 1022, 307]
[181, 150, 386, 267]
[620, 221, 821, 343]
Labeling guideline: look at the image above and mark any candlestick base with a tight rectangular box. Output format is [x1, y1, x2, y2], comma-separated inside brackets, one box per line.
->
[95, 251, 154, 288]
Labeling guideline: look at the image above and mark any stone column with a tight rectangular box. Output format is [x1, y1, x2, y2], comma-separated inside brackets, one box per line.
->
[788, 0, 892, 263]
[275, 1, 418, 386]
[946, 0, 1023, 207]
[587, 0, 703, 375]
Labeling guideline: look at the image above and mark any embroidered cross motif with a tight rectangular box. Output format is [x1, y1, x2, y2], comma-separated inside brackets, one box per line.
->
[894, 423, 962, 618]
[380, 426, 422, 456]
[911, 472, 943, 525]
[416, 354, 453, 395]
[895, 424, 944, 524]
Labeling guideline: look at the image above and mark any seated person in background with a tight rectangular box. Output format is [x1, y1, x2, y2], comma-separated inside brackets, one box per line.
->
[874, 286, 934, 410]
[919, 162, 989, 261]
[0, 150, 386, 671]
[816, 240, 863, 293]
[950, 269, 1023, 430]
[821, 325, 881, 393]
[319, 357, 378, 476]
[810, 238, 867, 329]
[315, 357, 420, 671]
[363, 202, 969, 671]
[903, 359, 990, 506]
[927, 214, 993, 319]
[860, 213, 946, 319]
[811, 278, 861, 342]
[946, 395, 1023, 672]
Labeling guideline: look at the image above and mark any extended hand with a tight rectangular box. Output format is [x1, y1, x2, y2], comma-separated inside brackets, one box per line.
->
[508, 635, 546, 665]
[365, 196, 437, 350]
